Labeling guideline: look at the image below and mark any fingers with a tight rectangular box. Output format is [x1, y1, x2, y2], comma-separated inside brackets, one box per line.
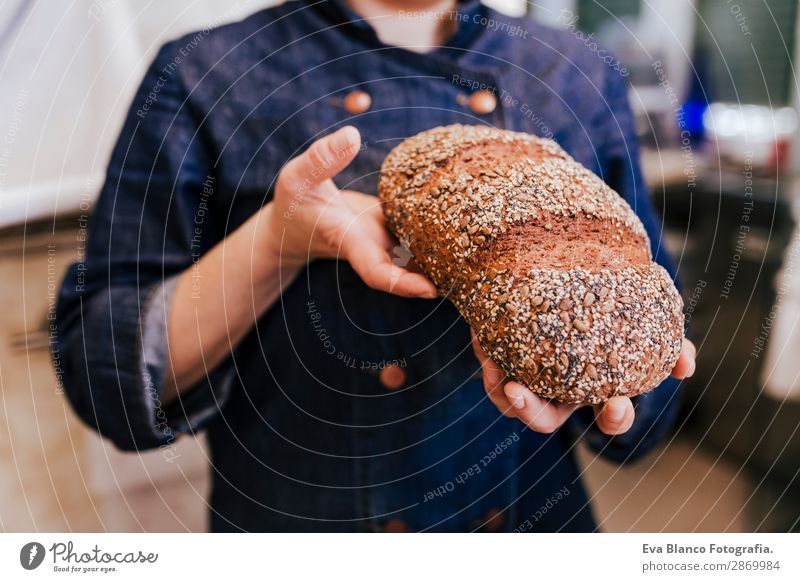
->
[588, 339, 694, 435]
[503, 382, 579, 433]
[473, 329, 576, 428]
[472, 330, 516, 417]
[338, 190, 438, 298]
[591, 339, 692, 435]
[471, 330, 682, 437]
[671, 338, 697, 379]
[483, 363, 515, 418]
[470, 328, 488, 362]
[282, 126, 361, 191]
[343, 231, 438, 298]
[593, 396, 635, 435]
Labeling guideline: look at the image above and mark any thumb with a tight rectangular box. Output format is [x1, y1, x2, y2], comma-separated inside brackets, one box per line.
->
[282, 126, 361, 190]
[594, 396, 635, 435]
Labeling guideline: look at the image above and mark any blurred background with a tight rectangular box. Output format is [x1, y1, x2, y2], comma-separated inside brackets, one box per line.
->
[0, 0, 798, 532]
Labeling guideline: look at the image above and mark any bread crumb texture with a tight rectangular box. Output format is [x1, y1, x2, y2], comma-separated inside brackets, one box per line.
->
[379, 124, 684, 404]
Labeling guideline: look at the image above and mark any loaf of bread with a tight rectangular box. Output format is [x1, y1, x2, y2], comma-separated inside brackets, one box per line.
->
[379, 125, 684, 404]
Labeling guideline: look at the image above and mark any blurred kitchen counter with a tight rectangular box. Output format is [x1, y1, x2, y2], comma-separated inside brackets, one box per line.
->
[641, 147, 694, 190]
[642, 146, 800, 531]
[0, 215, 210, 532]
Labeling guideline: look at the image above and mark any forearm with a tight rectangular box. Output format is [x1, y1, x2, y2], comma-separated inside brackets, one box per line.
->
[162, 203, 301, 403]
[160, 125, 434, 402]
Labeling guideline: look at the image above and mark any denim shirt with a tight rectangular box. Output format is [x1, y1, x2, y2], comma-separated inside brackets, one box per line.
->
[55, 0, 680, 532]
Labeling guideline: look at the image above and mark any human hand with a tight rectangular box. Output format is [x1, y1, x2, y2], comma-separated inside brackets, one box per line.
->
[265, 126, 437, 298]
[471, 331, 696, 435]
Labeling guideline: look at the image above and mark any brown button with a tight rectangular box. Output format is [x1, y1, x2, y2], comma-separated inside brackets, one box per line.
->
[383, 519, 408, 533]
[343, 90, 372, 114]
[483, 508, 505, 532]
[379, 364, 406, 390]
[468, 90, 497, 115]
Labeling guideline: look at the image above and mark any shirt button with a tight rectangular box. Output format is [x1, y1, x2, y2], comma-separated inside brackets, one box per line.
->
[383, 519, 409, 533]
[468, 90, 497, 115]
[343, 90, 372, 114]
[483, 508, 505, 532]
[379, 364, 406, 390]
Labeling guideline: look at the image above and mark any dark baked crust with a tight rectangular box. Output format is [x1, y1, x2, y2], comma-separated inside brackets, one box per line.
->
[379, 124, 684, 404]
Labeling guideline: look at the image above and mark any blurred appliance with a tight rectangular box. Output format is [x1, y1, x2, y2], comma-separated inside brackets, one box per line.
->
[703, 103, 798, 174]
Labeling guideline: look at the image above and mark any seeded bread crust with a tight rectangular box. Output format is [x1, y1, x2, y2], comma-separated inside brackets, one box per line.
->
[379, 124, 684, 404]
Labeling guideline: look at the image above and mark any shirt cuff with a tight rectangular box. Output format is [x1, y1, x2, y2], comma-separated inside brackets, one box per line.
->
[140, 275, 235, 439]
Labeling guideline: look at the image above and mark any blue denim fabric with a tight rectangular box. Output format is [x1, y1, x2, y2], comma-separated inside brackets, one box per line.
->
[55, 0, 681, 532]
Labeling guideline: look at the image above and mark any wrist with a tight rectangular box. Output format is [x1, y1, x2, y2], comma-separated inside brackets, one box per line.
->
[256, 203, 307, 272]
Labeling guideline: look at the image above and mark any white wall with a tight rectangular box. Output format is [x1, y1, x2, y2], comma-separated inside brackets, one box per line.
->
[0, 0, 280, 227]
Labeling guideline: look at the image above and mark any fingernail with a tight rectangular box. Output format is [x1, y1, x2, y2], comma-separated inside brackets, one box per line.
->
[333, 126, 359, 150]
[506, 386, 526, 410]
[687, 359, 696, 378]
[607, 404, 625, 424]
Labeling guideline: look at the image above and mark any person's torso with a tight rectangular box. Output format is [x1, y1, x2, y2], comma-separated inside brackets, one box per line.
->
[170, 0, 615, 531]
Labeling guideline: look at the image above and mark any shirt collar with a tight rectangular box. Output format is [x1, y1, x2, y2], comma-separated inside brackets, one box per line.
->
[310, 0, 486, 49]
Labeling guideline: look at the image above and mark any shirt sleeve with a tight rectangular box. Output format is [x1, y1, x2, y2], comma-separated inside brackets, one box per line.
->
[567, 64, 682, 463]
[54, 41, 234, 451]
[140, 276, 235, 440]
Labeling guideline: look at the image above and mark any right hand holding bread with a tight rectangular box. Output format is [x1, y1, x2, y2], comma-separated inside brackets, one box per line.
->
[264, 126, 437, 299]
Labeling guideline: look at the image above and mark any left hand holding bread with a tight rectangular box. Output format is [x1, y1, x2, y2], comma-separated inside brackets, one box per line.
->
[472, 331, 696, 435]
